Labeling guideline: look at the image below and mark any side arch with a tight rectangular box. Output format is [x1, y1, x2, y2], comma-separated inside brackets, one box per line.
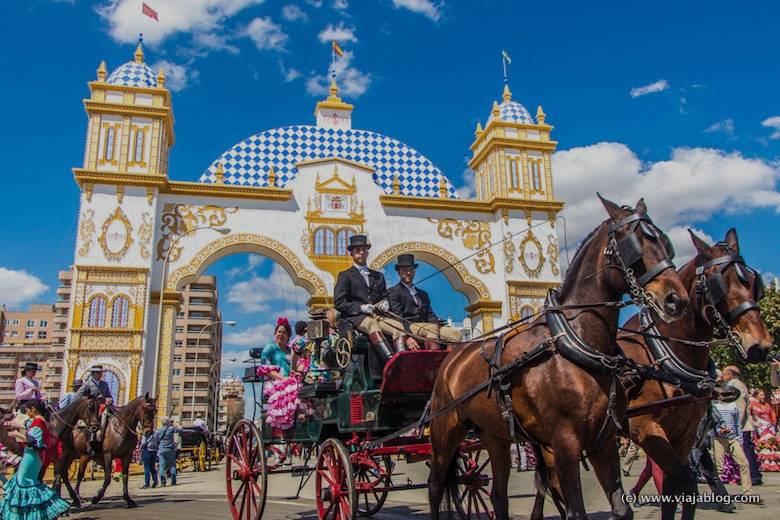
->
[369, 241, 491, 304]
[166, 232, 328, 297]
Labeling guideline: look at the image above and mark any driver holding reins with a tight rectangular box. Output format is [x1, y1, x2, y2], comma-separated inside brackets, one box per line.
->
[76, 365, 113, 445]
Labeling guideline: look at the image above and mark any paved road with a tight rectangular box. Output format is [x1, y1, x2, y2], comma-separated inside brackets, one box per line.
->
[65, 457, 778, 519]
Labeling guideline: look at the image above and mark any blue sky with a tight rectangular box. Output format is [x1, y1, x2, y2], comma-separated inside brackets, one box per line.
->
[1, 1, 780, 378]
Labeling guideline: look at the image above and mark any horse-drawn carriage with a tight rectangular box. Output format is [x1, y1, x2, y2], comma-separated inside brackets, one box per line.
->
[225, 319, 493, 520]
[178, 428, 220, 472]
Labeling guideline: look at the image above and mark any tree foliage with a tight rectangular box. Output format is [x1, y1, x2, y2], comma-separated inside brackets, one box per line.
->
[710, 280, 780, 390]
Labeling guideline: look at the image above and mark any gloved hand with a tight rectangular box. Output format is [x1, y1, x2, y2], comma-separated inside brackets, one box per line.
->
[375, 300, 390, 312]
[360, 304, 375, 314]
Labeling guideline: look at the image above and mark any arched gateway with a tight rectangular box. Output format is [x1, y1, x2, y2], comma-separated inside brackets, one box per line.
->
[64, 44, 564, 415]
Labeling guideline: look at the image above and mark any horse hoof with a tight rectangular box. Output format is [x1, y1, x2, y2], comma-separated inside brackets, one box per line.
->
[91, 497, 101, 505]
[126, 500, 138, 508]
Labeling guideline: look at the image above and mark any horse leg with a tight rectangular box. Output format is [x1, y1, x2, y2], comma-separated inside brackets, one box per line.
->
[75, 455, 89, 497]
[587, 439, 633, 520]
[428, 409, 466, 520]
[483, 434, 511, 520]
[551, 428, 588, 520]
[122, 455, 137, 508]
[57, 453, 82, 508]
[91, 452, 112, 505]
[531, 448, 567, 520]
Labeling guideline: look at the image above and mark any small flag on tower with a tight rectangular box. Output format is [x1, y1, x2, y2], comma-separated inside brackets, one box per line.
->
[142, 2, 159, 21]
[501, 50, 512, 65]
[332, 40, 344, 57]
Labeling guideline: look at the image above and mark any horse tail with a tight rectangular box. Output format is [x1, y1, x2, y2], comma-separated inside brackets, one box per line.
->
[442, 452, 459, 519]
[532, 443, 550, 496]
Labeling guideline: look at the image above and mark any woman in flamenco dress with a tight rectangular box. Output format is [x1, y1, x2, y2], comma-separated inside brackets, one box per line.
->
[750, 389, 780, 472]
[258, 317, 303, 432]
[0, 400, 69, 520]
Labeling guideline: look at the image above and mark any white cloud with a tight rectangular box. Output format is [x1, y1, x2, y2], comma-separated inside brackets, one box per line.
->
[761, 116, 780, 140]
[96, 0, 264, 45]
[392, 0, 443, 22]
[282, 4, 308, 22]
[192, 32, 239, 54]
[284, 68, 302, 82]
[317, 22, 357, 43]
[0, 268, 49, 308]
[552, 142, 780, 264]
[704, 118, 735, 136]
[227, 264, 310, 313]
[331, 0, 348, 9]
[664, 226, 714, 265]
[245, 17, 288, 50]
[630, 79, 670, 98]
[224, 323, 275, 347]
[305, 0, 323, 6]
[219, 350, 247, 377]
[306, 50, 371, 97]
[226, 254, 265, 278]
[456, 167, 476, 199]
[151, 60, 199, 92]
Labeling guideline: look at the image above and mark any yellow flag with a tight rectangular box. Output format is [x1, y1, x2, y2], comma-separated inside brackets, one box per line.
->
[332, 40, 344, 57]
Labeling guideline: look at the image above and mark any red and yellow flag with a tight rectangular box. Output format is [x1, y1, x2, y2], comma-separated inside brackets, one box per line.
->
[332, 40, 344, 57]
[142, 2, 159, 21]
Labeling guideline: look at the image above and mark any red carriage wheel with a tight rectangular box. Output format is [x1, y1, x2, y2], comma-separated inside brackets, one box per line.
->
[451, 449, 495, 519]
[353, 454, 391, 517]
[225, 420, 267, 520]
[315, 438, 357, 520]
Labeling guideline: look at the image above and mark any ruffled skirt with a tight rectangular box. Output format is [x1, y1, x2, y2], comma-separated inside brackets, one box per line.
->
[263, 377, 302, 430]
[0, 475, 70, 520]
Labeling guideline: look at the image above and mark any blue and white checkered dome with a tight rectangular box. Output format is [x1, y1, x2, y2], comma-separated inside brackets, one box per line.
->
[106, 61, 158, 88]
[198, 125, 460, 199]
[488, 99, 534, 125]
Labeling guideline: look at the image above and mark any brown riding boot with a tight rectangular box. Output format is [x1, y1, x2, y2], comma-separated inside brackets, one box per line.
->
[368, 331, 393, 361]
[394, 335, 408, 352]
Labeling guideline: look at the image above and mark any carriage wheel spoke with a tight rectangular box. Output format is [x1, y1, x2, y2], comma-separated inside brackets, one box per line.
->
[318, 468, 338, 489]
[231, 480, 246, 506]
[475, 490, 491, 516]
[338, 497, 350, 520]
[323, 501, 335, 518]
[237, 483, 247, 519]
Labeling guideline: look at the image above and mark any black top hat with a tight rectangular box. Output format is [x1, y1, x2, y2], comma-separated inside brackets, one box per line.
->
[347, 234, 371, 251]
[394, 254, 419, 270]
[73, 379, 84, 388]
[22, 362, 39, 373]
[90, 365, 104, 373]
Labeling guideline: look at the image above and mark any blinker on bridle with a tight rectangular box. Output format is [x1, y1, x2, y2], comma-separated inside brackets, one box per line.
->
[606, 210, 676, 286]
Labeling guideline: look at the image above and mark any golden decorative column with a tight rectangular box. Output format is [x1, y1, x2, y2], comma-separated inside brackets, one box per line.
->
[153, 291, 181, 416]
[129, 355, 142, 399]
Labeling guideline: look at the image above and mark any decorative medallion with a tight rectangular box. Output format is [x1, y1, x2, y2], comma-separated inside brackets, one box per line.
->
[428, 218, 495, 274]
[518, 230, 545, 278]
[504, 233, 515, 273]
[138, 213, 153, 260]
[77, 209, 96, 257]
[156, 203, 238, 261]
[99, 207, 134, 262]
[547, 234, 560, 276]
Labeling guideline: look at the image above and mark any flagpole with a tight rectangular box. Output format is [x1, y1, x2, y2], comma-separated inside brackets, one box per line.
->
[502, 53, 507, 85]
[331, 43, 336, 80]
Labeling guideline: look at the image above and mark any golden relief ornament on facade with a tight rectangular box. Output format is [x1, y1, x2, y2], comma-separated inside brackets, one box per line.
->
[504, 232, 516, 273]
[77, 209, 96, 257]
[428, 218, 495, 274]
[138, 212, 153, 260]
[99, 207, 134, 262]
[547, 233, 560, 276]
[156, 203, 238, 261]
[518, 230, 545, 278]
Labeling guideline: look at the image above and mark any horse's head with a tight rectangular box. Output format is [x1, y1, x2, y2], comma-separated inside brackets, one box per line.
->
[599, 195, 689, 322]
[137, 393, 158, 435]
[690, 228, 773, 363]
[77, 395, 102, 432]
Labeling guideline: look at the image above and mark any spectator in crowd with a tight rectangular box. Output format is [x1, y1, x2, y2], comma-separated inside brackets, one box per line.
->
[154, 417, 183, 487]
[192, 414, 208, 434]
[712, 398, 753, 495]
[690, 403, 735, 512]
[749, 388, 780, 472]
[621, 440, 640, 476]
[723, 365, 762, 485]
[139, 429, 159, 489]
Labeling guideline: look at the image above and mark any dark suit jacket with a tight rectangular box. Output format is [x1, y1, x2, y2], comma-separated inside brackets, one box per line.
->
[387, 282, 439, 324]
[334, 265, 387, 327]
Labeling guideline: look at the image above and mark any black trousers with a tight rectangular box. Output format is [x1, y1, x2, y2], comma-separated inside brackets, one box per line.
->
[742, 431, 763, 483]
[691, 447, 729, 498]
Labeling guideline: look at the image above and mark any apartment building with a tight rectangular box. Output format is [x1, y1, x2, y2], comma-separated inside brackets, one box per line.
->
[0, 344, 65, 405]
[216, 377, 245, 435]
[53, 269, 73, 349]
[2, 304, 56, 346]
[169, 275, 223, 428]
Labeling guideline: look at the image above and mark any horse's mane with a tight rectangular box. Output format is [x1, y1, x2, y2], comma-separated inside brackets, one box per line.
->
[560, 219, 608, 297]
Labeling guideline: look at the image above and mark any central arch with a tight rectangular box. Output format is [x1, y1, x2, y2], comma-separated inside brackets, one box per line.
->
[369, 241, 492, 304]
[166, 233, 329, 301]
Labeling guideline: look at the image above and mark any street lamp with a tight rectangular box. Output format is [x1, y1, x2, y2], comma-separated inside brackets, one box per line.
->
[211, 357, 237, 433]
[190, 320, 237, 424]
[152, 226, 231, 404]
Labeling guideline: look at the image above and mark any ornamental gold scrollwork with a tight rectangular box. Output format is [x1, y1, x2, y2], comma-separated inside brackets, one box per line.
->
[547, 233, 560, 276]
[518, 230, 545, 278]
[156, 203, 238, 261]
[77, 209, 96, 257]
[428, 218, 495, 274]
[138, 212, 153, 260]
[504, 233, 516, 273]
[99, 207, 134, 262]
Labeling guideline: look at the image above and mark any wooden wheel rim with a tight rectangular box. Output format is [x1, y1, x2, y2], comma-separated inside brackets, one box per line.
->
[354, 455, 391, 517]
[315, 438, 356, 520]
[225, 420, 267, 520]
[452, 449, 495, 519]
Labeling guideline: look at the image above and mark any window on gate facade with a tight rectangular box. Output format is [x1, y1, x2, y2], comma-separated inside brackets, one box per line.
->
[111, 296, 130, 328]
[87, 296, 107, 327]
[507, 158, 521, 192]
[104, 127, 115, 162]
[336, 228, 354, 256]
[133, 129, 145, 164]
[530, 160, 543, 192]
[313, 227, 335, 255]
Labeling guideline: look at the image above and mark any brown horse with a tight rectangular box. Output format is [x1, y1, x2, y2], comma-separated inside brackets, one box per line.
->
[69, 394, 157, 508]
[529, 228, 774, 520]
[428, 197, 689, 520]
[0, 406, 23, 456]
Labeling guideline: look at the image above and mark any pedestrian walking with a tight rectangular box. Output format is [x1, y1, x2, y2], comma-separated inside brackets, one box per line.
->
[690, 403, 735, 512]
[0, 401, 69, 519]
[140, 430, 159, 488]
[723, 365, 762, 485]
[712, 399, 753, 495]
[154, 417, 183, 486]
[621, 440, 640, 476]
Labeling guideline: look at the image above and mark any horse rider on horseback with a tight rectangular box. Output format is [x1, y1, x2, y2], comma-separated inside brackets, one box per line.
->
[387, 254, 462, 351]
[76, 365, 113, 445]
[14, 362, 43, 410]
[57, 379, 83, 410]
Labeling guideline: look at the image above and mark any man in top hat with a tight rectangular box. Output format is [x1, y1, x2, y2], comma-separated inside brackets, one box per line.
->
[14, 362, 42, 408]
[387, 254, 462, 350]
[333, 234, 397, 361]
[77, 365, 113, 443]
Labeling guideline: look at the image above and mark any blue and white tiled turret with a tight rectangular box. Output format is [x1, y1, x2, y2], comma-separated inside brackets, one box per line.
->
[106, 42, 158, 89]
